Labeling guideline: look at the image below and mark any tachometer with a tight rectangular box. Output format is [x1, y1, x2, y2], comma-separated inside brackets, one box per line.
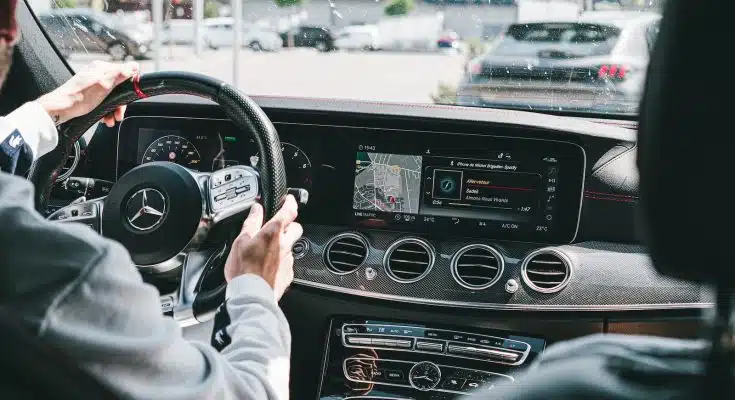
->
[142, 135, 202, 169]
[249, 142, 312, 190]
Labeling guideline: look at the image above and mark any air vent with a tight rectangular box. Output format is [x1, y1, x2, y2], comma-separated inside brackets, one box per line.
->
[521, 249, 572, 294]
[56, 142, 81, 182]
[324, 233, 368, 274]
[451, 244, 504, 290]
[384, 238, 434, 283]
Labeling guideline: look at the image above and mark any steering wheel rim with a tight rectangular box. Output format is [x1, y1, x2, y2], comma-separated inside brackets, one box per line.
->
[29, 71, 288, 219]
[32, 71, 288, 324]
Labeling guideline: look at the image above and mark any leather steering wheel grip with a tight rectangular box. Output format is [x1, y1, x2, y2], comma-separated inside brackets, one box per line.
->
[29, 71, 288, 220]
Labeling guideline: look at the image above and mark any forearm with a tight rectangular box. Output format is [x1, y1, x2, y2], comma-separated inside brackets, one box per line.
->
[211, 275, 292, 399]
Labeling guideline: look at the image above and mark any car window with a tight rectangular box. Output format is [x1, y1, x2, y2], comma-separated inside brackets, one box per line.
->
[29, 1, 663, 115]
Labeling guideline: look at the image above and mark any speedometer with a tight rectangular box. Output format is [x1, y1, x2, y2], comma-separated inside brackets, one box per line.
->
[142, 135, 202, 169]
[248, 142, 312, 190]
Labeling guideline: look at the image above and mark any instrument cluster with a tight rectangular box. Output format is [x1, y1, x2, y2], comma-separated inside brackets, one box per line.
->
[119, 118, 314, 192]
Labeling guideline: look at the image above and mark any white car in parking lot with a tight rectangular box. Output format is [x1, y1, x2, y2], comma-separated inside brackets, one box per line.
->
[334, 25, 380, 51]
[204, 18, 282, 51]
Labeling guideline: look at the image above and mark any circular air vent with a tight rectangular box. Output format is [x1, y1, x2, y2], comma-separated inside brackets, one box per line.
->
[324, 233, 369, 274]
[451, 244, 504, 290]
[56, 141, 81, 182]
[384, 238, 435, 283]
[521, 248, 572, 294]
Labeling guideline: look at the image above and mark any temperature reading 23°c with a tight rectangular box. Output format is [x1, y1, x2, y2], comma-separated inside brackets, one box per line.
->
[142, 135, 202, 169]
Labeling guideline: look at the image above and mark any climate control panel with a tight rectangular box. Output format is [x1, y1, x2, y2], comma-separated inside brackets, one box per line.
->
[318, 318, 546, 400]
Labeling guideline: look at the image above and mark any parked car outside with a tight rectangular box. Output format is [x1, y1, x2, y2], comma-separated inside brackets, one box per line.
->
[204, 18, 282, 51]
[37, 8, 152, 61]
[280, 26, 336, 52]
[456, 11, 660, 113]
[334, 25, 380, 51]
[437, 29, 460, 50]
[161, 19, 196, 45]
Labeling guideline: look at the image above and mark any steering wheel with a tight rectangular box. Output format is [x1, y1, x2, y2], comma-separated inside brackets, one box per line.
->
[28, 72, 288, 326]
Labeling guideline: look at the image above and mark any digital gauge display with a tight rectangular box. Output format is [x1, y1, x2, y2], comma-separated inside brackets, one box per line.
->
[141, 134, 202, 169]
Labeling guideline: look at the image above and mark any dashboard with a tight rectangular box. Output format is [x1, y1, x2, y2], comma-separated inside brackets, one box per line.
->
[59, 96, 708, 399]
[117, 116, 585, 244]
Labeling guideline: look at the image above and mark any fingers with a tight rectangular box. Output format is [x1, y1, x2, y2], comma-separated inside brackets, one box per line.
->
[102, 113, 115, 127]
[100, 106, 126, 128]
[282, 222, 303, 249]
[114, 105, 126, 122]
[264, 195, 299, 231]
[239, 203, 264, 240]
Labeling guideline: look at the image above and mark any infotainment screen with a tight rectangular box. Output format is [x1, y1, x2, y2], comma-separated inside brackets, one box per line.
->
[351, 140, 583, 243]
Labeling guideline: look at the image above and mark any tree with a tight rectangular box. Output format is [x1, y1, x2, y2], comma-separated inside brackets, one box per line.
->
[53, 0, 77, 8]
[204, 1, 219, 18]
[274, 0, 304, 48]
[275, 0, 303, 7]
[384, 0, 414, 17]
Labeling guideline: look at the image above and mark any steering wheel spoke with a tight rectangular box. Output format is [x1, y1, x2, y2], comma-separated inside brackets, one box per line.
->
[173, 247, 226, 327]
[47, 197, 105, 233]
[205, 165, 260, 224]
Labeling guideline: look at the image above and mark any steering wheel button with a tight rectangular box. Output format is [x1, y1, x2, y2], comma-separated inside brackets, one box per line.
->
[226, 191, 238, 200]
[214, 193, 227, 201]
[235, 185, 250, 194]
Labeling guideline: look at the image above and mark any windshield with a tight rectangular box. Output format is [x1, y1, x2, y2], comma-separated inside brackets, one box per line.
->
[30, 0, 663, 116]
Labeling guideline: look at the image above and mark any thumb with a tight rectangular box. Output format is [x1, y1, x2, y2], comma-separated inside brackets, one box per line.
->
[239, 203, 264, 240]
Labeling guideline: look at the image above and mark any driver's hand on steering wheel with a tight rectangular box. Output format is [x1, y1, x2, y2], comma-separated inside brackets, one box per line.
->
[224, 195, 303, 301]
[37, 60, 139, 127]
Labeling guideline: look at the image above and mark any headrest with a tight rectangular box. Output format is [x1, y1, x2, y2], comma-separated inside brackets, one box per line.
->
[637, 0, 733, 286]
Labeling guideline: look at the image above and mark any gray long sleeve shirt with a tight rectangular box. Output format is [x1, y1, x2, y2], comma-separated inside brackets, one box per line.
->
[0, 103, 291, 399]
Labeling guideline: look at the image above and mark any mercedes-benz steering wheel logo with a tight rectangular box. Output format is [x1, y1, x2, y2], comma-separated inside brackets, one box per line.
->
[125, 188, 167, 231]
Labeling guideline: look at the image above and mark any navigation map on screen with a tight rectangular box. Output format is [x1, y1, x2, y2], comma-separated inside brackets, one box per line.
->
[353, 152, 422, 214]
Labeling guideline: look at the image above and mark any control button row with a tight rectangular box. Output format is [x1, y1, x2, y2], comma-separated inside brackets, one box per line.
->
[211, 177, 248, 198]
[447, 343, 520, 362]
[440, 376, 485, 392]
[344, 323, 529, 353]
[210, 176, 256, 210]
[415, 340, 445, 353]
[341, 323, 529, 365]
[345, 335, 412, 349]
[211, 169, 247, 189]
[343, 357, 511, 395]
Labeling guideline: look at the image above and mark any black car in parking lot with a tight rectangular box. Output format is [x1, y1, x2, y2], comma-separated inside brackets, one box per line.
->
[280, 26, 336, 51]
[38, 8, 151, 61]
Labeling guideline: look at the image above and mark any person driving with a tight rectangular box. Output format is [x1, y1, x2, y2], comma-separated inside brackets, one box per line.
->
[1, 1, 300, 398]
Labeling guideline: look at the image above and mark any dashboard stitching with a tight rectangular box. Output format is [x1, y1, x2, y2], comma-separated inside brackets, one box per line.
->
[584, 195, 637, 203]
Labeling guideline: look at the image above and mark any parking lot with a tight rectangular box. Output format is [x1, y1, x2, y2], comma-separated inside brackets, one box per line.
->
[68, 47, 466, 104]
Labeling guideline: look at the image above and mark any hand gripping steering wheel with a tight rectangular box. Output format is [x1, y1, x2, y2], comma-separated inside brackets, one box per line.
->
[28, 72, 288, 326]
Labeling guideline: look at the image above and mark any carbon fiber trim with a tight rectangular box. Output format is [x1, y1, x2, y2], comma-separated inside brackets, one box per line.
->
[294, 224, 708, 311]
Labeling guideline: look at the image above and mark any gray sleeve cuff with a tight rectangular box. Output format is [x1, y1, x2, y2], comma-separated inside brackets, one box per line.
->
[225, 273, 276, 304]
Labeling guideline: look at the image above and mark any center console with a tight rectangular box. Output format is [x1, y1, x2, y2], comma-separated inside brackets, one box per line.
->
[318, 317, 545, 399]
